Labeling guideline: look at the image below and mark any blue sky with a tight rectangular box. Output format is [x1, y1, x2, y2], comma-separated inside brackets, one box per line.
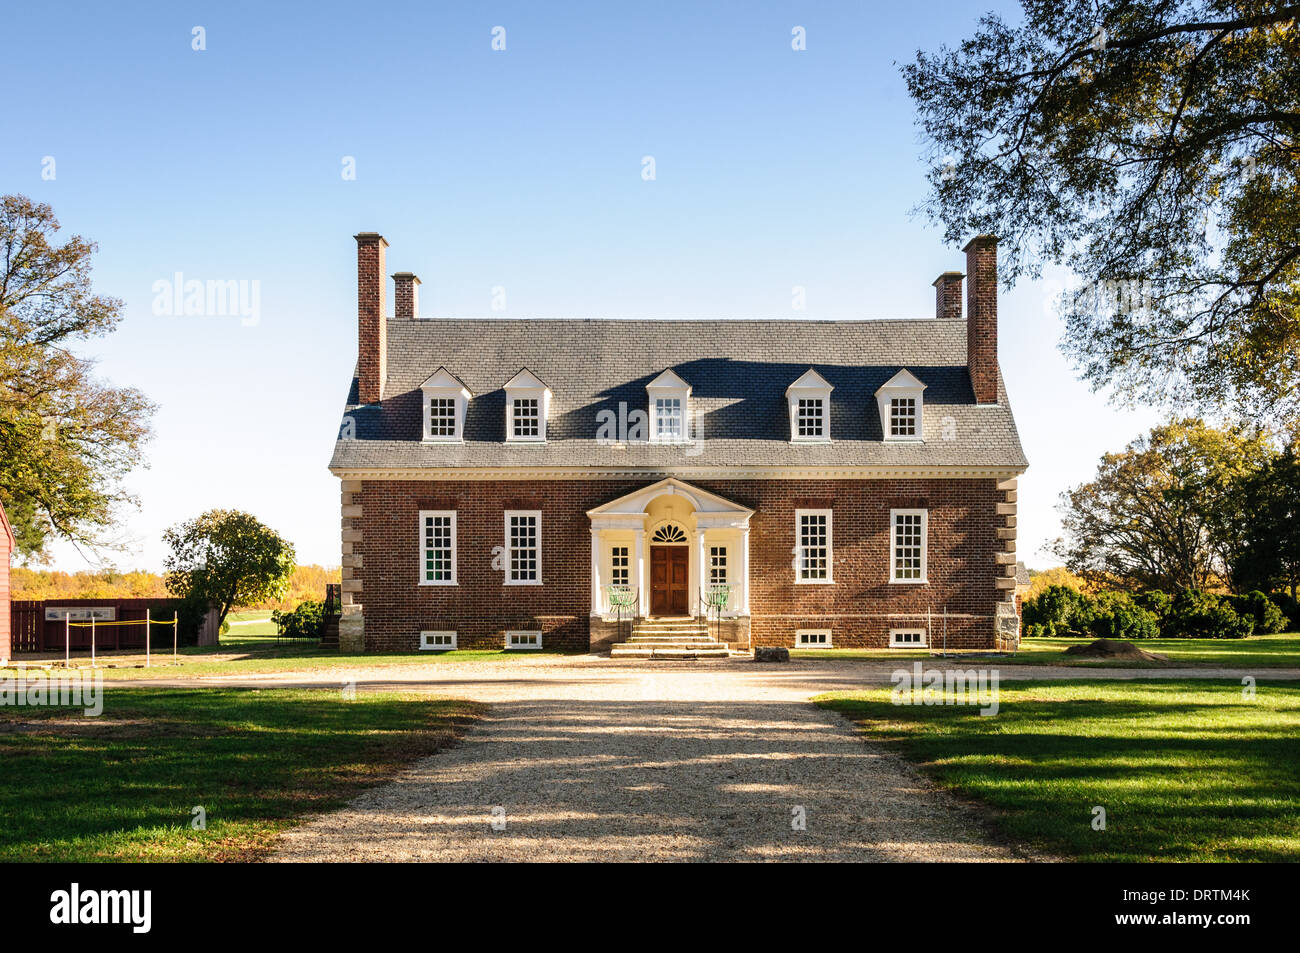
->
[4, 0, 1159, 571]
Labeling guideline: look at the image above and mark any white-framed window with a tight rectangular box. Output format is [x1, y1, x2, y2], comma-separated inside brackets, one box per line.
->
[795, 629, 832, 648]
[421, 367, 471, 443]
[420, 630, 457, 651]
[512, 397, 540, 438]
[647, 369, 691, 444]
[889, 397, 917, 438]
[419, 510, 456, 585]
[709, 546, 728, 586]
[654, 397, 683, 440]
[506, 630, 542, 650]
[890, 509, 928, 583]
[610, 545, 630, 588]
[786, 369, 833, 443]
[889, 628, 928, 648]
[875, 369, 925, 442]
[503, 369, 551, 443]
[795, 509, 833, 583]
[504, 510, 541, 585]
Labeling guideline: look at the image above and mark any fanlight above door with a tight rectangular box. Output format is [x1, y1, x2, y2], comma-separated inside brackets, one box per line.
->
[651, 523, 688, 544]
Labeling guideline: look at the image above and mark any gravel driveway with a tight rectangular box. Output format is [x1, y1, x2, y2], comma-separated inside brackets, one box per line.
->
[270, 657, 1034, 862]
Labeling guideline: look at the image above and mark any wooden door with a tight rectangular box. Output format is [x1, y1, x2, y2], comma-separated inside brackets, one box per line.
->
[650, 546, 689, 616]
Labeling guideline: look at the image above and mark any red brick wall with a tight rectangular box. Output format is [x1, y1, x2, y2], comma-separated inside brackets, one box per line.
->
[352, 477, 1003, 652]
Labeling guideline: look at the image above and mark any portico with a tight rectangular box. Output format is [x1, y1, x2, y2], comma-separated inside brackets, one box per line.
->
[587, 478, 753, 620]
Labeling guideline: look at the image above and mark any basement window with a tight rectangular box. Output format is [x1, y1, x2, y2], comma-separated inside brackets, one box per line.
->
[889, 629, 927, 648]
[795, 629, 832, 648]
[506, 630, 543, 650]
[420, 631, 457, 651]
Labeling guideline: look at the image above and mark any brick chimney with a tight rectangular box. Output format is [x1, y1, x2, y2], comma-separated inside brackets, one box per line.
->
[963, 235, 999, 404]
[932, 271, 963, 321]
[393, 272, 420, 320]
[355, 232, 388, 405]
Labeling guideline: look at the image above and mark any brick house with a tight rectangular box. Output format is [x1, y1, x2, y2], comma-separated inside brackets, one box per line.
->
[0, 500, 14, 663]
[330, 232, 1028, 654]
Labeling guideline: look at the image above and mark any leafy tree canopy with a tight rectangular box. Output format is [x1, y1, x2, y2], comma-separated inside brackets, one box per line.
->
[905, 1, 1300, 421]
[0, 194, 155, 559]
[1052, 417, 1275, 589]
[163, 510, 296, 633]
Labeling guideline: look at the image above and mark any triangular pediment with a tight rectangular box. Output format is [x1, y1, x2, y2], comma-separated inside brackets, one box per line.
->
[785, 368, 832, 394]
[586, 478, 753, 518]
[646, 368, 690, 392]
[876, 368, 926, 393]
[420, 367, 472, 395]
[503, 367, 550, 392]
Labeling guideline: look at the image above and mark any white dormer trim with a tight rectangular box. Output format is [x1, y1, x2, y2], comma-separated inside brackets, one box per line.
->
[876, 369, 926, 443]
[503, 368, 552, 444]
[421, 367, 472, 443]
[786, 368, 833, 443]
[646, 369, 692, 444]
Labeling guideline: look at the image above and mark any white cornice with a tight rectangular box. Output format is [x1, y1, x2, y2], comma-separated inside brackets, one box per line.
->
[329, 465, 1028, 481]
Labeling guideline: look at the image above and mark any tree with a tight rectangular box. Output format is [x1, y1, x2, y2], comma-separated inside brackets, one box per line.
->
[0, 195, 155, 559]
[1052, 418, 1274, 589]
[904, 2, 1300, 421]
[1233, 445, 1300, 594]
[163, 510, 296, 634]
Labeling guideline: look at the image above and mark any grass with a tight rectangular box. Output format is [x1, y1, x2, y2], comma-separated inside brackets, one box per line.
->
[818, 678, 1300, 862]
[1, 640, 584, 681]
[793, 632, 1300, 668]
[0, 686, 483, 861]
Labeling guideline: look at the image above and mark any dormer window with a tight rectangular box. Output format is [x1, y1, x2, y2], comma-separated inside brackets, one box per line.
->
[647, 369, 691, 444]
[876, 369, 926, 442]
[503, 369, 551, 443]
[786, 369, 832, 443]
[421, 367, 472, 443]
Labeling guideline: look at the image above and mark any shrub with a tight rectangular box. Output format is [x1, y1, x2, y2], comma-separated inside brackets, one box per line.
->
[1227, 591, 1287, 635]
[271, 600, 325, 640]
[1022, 585, 1093, 637]
[1132, 589, 1173, 622]
[1164, 589, 1254, 640]
[1268, 592, 1300, 632]
[1086, 592, 1160, 640]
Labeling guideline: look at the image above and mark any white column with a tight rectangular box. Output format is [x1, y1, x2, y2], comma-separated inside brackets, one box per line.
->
[590, 528, 601, 616]
[740, 525, 751, 614]
[634, 528, 647, 617]
[696, 528, 707, 615]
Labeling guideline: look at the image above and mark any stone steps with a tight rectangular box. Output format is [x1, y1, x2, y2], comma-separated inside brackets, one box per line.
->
[610, 617, 736, 659]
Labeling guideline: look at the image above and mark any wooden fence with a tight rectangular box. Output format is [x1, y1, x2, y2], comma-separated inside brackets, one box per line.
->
[9, 598, 219, 653]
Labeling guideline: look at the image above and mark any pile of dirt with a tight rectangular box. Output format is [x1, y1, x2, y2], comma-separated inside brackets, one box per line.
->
[1063, 638, 1169, 662]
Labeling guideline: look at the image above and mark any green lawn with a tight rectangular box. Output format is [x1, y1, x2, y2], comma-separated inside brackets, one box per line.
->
[0, 687, 483, 861]
[792, 632, 1300, 668]
[1, 640, 584, 681]
[818, 679, 1300, 862]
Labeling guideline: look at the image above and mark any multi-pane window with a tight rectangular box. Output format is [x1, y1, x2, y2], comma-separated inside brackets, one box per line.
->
[796, 398, 825, 439]
[655, 397, 683, 441]
[796, 510, 832, 583]
[420, 511, 456, 585]
[512, 397, 540, 438]
[507, 630, 542, 649]
[891, 510, 927, 582]
[890, 629, 927, 647]
[796, 629, 832, 647]
[429, 397, 458, 438]
[890, 397, 917, 438]
[610, 546, 630, 588]
[709, 546, 728, 586]
[506, 511, 541, 584]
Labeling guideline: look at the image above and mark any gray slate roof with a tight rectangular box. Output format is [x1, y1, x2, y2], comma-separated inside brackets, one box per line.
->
[329, 318, 1028, 471]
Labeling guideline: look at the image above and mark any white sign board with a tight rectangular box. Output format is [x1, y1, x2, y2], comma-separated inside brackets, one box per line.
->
[44, 607, 116, 622]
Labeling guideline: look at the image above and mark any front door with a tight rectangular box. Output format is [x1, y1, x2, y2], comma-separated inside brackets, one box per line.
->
[650, 546, 689, 615]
